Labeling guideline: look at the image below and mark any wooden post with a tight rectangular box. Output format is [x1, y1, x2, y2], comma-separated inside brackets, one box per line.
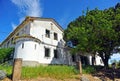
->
[78, 61, 82, 75]
[12, 58, 22, 81]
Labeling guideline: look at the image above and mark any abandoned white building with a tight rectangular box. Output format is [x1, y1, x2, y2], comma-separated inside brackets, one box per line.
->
[0, 16, 104, 66]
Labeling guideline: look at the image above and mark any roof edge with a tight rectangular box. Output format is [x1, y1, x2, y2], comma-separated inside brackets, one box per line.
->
[0, 16, 64, 47]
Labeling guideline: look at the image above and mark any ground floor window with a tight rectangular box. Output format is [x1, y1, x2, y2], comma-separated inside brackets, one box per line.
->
[22, 43, 24, 49]
[45, 48, 50, 57]
[54, 49, 58, 59]
[72, 55, 76, 62]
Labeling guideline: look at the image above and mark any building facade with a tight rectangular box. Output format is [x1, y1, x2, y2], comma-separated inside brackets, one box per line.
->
[0, 16, 104, 66]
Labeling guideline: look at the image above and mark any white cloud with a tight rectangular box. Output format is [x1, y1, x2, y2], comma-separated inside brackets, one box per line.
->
[11, 23, 17, 30]
[11, 0, 42, 17]
[19, 17, 25, 23]
[11, 0, 43, 30]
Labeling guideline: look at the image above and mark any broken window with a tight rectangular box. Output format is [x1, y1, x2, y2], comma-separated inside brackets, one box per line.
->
[54, 32, 58, 40]
[45, 29, 50, 38]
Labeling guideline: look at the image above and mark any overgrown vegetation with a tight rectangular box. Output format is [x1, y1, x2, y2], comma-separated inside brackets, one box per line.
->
[0, 64, 12, 76]
[110, 60, 120, 68]
[82, 65, 96, 74]
[0, 48, 14, 63]
[22, 65, 78, 79]
[0, 65, 97, 79]
[64, 3, 120, 67]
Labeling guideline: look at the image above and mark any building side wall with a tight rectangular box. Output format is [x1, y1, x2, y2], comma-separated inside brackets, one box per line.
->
[1, 23, 31, 48]
[14, 40, 39, 62]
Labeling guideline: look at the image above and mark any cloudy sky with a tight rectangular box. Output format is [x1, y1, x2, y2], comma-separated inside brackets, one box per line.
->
[0, 0, 120, 42]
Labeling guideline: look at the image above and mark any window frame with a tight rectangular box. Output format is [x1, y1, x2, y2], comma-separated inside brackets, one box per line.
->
[54, 32, 58, 40]
[54, 49, 58, 59]
[22, 43, 24, 49]
[44, 47, 50, 57]
[45, 29, 50, 38]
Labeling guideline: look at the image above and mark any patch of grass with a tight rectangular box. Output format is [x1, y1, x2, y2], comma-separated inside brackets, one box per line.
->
[0, 64, 12, 76]
[0, 64, 96, 79]
[82, 65, 96, 74]
[22, 65, 79, 79]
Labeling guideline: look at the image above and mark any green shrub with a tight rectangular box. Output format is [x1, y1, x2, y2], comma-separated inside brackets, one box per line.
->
[82, 65, 96, 74]
[0, 65, 12, 76]
[0, 48, 14, 63]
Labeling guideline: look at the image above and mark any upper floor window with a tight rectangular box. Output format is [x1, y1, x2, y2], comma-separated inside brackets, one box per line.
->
[54, 33, 58, 40]
[45, 29, 50, 38]
[45, 48, 50, 57]
[16, 33, 19, 36]
[7, 41, 10, 47]
[11, 38, 13, 42]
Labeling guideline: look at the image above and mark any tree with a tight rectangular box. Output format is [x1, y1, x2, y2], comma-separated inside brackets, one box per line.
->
[0, 48, 14, 63]
[64, 3, 120, 67]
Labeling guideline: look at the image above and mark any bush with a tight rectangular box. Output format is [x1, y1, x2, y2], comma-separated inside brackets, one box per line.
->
[82, 65, 96, 74]
[0, 65, 12, 76]
[0, 48, 14, 63]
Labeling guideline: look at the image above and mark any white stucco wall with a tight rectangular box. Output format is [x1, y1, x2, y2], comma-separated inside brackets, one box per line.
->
[14, 39, 66, 65]
[14, 39, 40, 62]
[95, 55, 104, 66]
[30, 20, 63, 46]
[1, 23, 31, 48]
[13, 19, 66, 65]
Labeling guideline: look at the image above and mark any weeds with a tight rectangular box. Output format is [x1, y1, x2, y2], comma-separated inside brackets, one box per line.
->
[22, 65, 78, 79]
[0, 64, 12, 76]
[82, 65, 96, 74]
[0, 64, 96, 79]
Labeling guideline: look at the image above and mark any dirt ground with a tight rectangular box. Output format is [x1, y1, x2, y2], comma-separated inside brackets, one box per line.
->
[1, 75, 99, 81]
[2, 74, 120, 81]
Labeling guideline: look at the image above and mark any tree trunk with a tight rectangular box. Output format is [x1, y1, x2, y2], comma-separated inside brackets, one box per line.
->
[92, 56, 95, 66]
[78, 61, 82, 75]
[103, 58, 109, 68]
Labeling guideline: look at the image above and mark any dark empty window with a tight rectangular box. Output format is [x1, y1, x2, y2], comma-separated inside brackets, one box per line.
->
[54, 33, 58, 40]
[54, 49, 58, 59]
[72, 55, 75, 62]
[45, 48, 50, 57]
[22, 43, 24, 49]
[16, 33, 19, 36]
[7, 41, 10, 47]
[45, 29, 50, 38]
[11, 38, 13, 43]
[35, 44, 37, 50]
[100, 59, 103, 64]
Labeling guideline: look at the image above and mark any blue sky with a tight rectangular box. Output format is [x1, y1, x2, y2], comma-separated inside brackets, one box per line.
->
[109, 53, 120, 64]
[0, 0, 120, 43]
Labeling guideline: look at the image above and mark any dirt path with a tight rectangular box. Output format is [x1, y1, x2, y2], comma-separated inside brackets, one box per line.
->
[2, 75, 101, 81]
